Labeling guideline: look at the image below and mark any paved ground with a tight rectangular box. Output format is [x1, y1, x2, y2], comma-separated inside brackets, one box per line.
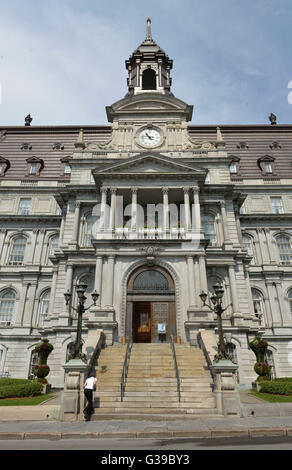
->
[0, 388, 292, 443]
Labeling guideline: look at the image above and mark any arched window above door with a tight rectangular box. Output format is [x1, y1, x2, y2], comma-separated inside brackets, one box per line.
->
[133, 270, 169, 292]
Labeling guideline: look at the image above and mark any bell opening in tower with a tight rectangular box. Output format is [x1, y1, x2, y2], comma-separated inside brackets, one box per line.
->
[142, 68, 156, 90]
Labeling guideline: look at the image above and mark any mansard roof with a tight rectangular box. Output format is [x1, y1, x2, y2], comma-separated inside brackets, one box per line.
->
[0, 123, 292, 180]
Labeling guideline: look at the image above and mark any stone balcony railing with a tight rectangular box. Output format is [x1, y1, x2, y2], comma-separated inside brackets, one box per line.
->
[93, 227, 201, 241]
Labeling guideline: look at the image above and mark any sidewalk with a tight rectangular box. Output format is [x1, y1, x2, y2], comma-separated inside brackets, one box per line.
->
[0, 389, 292, 440]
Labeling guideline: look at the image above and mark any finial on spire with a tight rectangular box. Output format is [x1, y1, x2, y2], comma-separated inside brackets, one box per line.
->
[146, 18, 152, 41]
[215, 127, 226, 149]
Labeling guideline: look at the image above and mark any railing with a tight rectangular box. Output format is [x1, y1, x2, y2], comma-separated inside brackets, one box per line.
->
[120, 337, 133, 402]
[170, 335, 181, 403]
[87, 332, 106, 378]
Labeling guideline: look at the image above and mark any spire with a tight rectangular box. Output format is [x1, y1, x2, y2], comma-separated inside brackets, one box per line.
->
[146, 18, 152, 42]
[215, 127, 226, 149]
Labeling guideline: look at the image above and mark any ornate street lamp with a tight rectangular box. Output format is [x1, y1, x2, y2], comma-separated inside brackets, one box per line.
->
[64, 284, 99, 362]
[199, 283, 233, 362]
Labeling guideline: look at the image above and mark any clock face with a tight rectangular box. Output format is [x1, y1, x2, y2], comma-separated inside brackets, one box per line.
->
[138, 128, 161, 147]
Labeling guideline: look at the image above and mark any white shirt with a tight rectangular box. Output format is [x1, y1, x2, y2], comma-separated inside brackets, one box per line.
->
[84, 377, 97, 390]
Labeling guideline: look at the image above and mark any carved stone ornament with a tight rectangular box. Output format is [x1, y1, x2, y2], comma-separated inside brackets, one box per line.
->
[140, 246, 161, 256]
[66, 372, 80, 390]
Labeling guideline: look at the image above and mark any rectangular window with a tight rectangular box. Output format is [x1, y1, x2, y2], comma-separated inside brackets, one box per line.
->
[264, 163, 273, 174]
[271, 197, 284, 214]
[18, 198, 31, 215]
[230, 163, 237, 174]
[29, 164, 37, 175]
[64, 164, 71, 174]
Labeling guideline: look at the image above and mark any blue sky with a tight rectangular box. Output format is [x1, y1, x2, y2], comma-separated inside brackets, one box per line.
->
[0, 0, 292, 126]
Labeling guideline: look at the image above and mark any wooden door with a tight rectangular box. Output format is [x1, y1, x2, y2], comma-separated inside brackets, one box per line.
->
[134, 302, 151, 343]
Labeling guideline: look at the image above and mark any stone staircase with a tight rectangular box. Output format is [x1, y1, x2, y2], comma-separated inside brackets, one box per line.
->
[92, 342, 218, 418]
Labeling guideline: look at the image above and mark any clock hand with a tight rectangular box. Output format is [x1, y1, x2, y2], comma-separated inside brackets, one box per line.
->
[146, 132, 153, 140]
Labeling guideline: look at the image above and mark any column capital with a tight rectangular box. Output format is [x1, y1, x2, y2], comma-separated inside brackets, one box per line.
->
[192, 186, 200, 193]
[183, 187, 190, 194]
[220, 200, 226, 208]
[75, 201, 81, 209]
[110, 187, 117, 194]
[100, 186, 108, 194]
[162, 187, 169, 194]
[131, 186, 138, 194]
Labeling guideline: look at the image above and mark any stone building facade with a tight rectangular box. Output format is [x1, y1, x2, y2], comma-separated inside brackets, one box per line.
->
[0, 20, 292, 388]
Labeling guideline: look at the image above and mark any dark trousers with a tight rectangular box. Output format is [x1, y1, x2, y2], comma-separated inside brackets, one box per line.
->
[84, 389, 94, 415]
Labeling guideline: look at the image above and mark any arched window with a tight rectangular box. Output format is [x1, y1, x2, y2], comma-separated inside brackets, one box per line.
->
[288, 290, 292, 316]
[49, 235, 59, 256]
[242, 234, 255, 264]
[0, 289, 16, 325]
[9, 236, 27, 265]
[276, 235, 292, 263]
[84, 215, 100, 246]
[201, 214, 216, 245]
[133, 270, 169, 292]
[38, 290, 50, 326]
[252, 288, 264, 323]
[142, 68, 156, 90]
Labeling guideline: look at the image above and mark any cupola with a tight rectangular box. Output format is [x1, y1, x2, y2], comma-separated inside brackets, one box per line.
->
[125, 18, 173, 96]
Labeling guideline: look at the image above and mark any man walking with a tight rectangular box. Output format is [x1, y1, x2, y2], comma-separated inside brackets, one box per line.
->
[83, 372, 97, 421]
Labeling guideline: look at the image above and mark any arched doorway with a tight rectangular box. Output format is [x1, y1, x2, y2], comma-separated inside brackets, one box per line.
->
[125, 266, 176, 343]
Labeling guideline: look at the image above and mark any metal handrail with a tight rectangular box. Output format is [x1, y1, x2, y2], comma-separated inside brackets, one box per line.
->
[170, 335, 181, 403]
[120, 337, 133, 402]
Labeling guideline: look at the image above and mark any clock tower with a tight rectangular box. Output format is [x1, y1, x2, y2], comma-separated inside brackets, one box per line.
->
[85, 19, 216, 154]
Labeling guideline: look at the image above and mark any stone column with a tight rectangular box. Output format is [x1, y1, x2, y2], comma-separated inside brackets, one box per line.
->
[33, 229, 46, 265]
[131, 187, 138, 235]
[26, 230, 38, 264]
[234, 208, 243, 245]
[105, 255, 115, 307]
[70, 202, 81, 246]
[15, 283, 29, 327]
[99, 187, 108, 233]
[23, 282, 38, 327]
[192, 187, 201, 233]
[162, 187, 169, 235]
[198, 255, 208, 293]
[228, 264, 240, 313]
[58, 207, 67, 247]
[183, 187, 191, 232]
[48, 268, 58, 318]
[220, 201, 232, 247]
[254, 230, 263, 265]
[265, 229, 276, 264]
[109, 188, 117, 235]
[187, 256, 196, 307]
[0, 229, 7, 264]
[59, 263, 73, 325]
[275, 281, 290, 325]
[94, 255, 103, 307]
[266, 281, 281, 326]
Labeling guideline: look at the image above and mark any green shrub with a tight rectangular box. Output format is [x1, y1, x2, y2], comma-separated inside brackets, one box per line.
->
[260, 380, 292, 396]
[0, 378, 33, 389]
[0, 380, 42, 399]
[273, 377, 292, 383]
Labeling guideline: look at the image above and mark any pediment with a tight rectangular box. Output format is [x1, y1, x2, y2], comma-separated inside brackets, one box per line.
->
[93, 154, 206, 177]
[106, 93, 193, 122]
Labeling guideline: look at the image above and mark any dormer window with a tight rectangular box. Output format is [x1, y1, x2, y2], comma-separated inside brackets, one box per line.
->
[60, 157, 72, 176]
[0, 157, 10, 176]
[29, 163, 37, 175]
[229, 156, 241, 175]
[26, 157, 44, 177]
[258, 155, 276, 176]
[21, 143, 32, 151]
[264, 162, 273, 174]
[230, 162, 237, 174]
